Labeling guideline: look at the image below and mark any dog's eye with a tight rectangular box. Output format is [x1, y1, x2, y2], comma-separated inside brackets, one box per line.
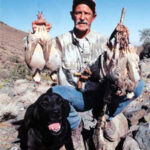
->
[56, 98, 63, 105]
[40, 100, 49, 109]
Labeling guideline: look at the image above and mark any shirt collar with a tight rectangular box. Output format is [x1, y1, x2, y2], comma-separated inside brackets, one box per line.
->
[72, 29, 92, 42]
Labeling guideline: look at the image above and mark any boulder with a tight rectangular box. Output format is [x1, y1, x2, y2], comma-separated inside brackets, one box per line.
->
[125, 109, 147, 126]
[135, 122, 150, 150]
[94, 113, 128, 150]
[122, 136, 140, 150]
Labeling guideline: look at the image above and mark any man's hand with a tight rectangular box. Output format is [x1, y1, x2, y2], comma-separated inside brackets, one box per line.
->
[108, 23, 129, 50]
[115, 23, 129, 35]
[32, 22, 51, 33]
[32, 12, 52, 33]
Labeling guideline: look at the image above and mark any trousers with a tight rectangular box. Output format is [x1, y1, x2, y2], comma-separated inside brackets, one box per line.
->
[52, 80, 145, 129]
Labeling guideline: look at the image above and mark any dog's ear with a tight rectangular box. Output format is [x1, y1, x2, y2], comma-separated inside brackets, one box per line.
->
[24, 94, 48, 129]
[62, 99, 70, 118]
[46, 88, 52, 95]
[39, 95, 50, 110]
[24, 100, 41, 129]
[24, 104, 34, 129]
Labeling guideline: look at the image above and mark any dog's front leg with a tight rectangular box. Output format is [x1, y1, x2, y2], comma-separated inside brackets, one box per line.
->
[27, 128, 44, 150]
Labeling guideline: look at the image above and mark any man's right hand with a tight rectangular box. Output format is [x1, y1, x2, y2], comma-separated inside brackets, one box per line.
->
[32, 12, 52, 33]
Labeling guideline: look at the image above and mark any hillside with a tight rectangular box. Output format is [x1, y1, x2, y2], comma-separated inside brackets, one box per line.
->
[0, 21, 28, 80]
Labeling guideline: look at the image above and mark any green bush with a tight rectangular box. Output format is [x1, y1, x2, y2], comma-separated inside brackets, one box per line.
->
[10, 63, 31, 80]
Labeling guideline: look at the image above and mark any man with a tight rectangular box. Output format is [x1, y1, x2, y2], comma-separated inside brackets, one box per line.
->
[30, 0, 144, 149]
[49, 1, 105, 149]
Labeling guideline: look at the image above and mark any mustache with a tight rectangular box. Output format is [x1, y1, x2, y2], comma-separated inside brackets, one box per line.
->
[76, 20, 88, 25]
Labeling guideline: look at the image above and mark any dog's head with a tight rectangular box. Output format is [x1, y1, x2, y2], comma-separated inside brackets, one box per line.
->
[24, 91, 70, 135]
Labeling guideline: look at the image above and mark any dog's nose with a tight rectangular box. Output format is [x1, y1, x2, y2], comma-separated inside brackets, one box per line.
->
[52, 110, 60, 117]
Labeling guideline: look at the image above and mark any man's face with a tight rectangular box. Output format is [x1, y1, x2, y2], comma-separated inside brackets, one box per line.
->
[71, 4, 96, 33]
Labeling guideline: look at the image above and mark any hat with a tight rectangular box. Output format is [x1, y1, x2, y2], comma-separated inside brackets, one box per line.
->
[72, 0, 96, 14]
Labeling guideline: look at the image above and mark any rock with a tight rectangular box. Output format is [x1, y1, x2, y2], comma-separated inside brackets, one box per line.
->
[122, 136, 140, 150]
[125, 109, 147, 126]
[79, 110, 97, 130]
[19, 90, 40, 107]
[144, 112, 150, 122]
[35, 82, 51, 93]
[135, 122, 150, 150]
[0, 122, 18, 149]
[105, 113, 129, 150]
[113, 113, 129, 138]
[128, 125, 139, 136]
[0, 70, 10, 79]
[94, 113, 128, 150]
[0, 93, 11, 101]
[13, 79, 31, 96]
[0, 94, 19, 121]
[14, 79, 27, 85]
[147, 74, 150, 78]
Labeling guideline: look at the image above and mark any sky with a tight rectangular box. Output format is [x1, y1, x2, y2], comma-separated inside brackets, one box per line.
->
[0, 0, 150, 45]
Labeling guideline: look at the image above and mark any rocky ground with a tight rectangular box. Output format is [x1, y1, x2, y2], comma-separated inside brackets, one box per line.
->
[0, 79, 53, 150]
[0, 21, 150, 150]
[0, 58, 149, 150]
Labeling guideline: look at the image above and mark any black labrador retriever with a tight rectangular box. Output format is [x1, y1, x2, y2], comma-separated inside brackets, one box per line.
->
[24, 89, 74, 150]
